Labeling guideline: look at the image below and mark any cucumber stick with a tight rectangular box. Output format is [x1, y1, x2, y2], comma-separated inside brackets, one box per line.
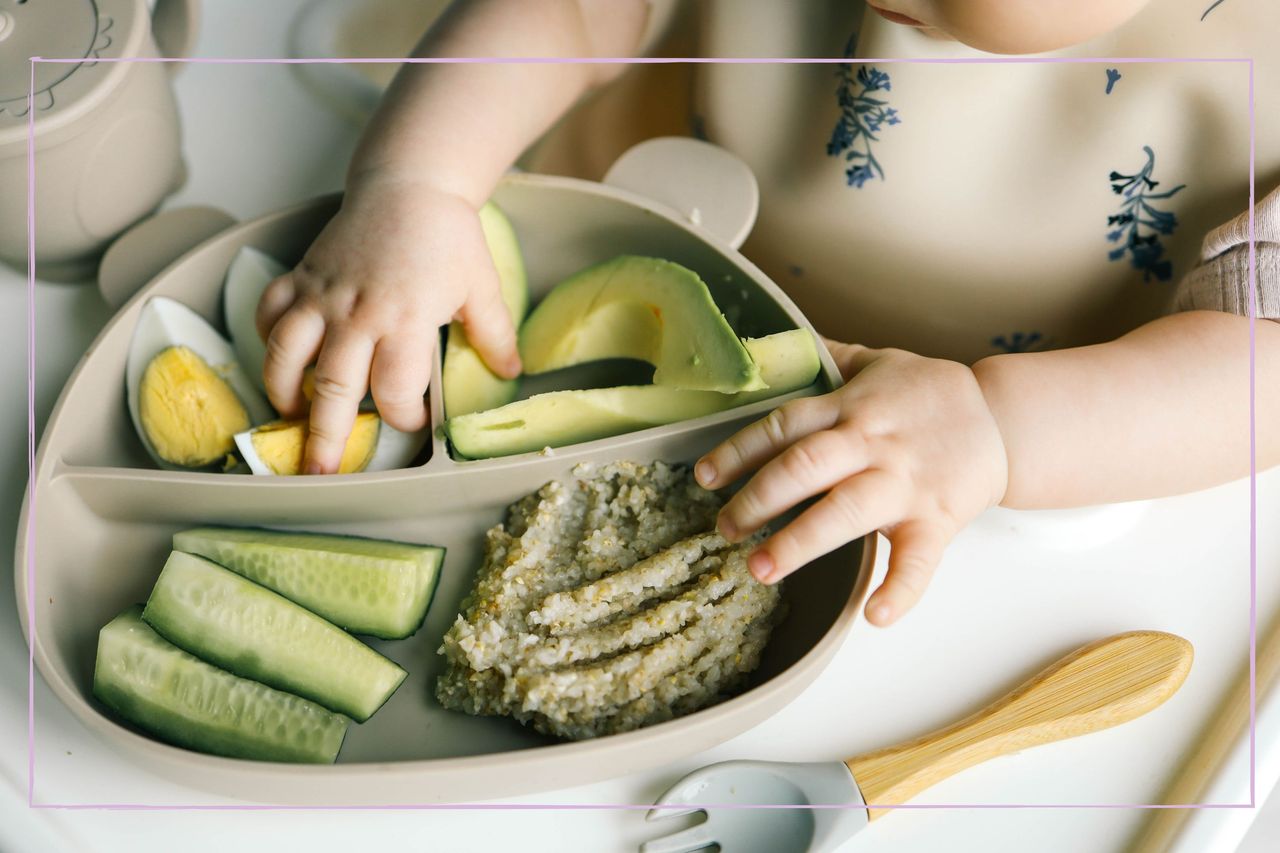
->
[173, 527, 444, 639]
[94, 606, 348, 763]
[142, 551, 406, 722]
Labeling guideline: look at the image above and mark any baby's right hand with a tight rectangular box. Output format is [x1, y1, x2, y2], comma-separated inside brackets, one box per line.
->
[255, 175, 521, 474]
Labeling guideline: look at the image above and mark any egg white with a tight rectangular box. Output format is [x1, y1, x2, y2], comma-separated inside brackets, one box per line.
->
[235, 414, 429, 476]
[126, 297, 275, 471]
[223, 246, 288, 393]
[364, 417, 431, 472]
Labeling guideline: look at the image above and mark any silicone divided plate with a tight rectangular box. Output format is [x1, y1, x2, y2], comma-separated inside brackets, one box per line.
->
[15, 169, 873, 805]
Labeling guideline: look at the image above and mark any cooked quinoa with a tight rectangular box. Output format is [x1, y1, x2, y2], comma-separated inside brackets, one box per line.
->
[435, 460, 785, 739]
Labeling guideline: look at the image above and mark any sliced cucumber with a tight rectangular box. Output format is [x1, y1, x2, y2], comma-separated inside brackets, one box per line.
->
[142, 552, 406, 722]
[173, 527, 444, 639]
[94, 606, 348, 763]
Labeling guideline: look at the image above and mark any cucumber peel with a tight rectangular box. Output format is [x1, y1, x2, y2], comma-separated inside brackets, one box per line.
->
[94, 606, 349, 763]
[173, 527, 444, 639]
[142, 551, 406, 722]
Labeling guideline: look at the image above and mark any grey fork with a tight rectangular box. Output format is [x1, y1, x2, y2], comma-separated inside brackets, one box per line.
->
[642, 631, 1193, 853]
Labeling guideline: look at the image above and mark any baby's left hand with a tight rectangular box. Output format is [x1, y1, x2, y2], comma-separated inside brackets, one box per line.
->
[695, 339, 1009, 627]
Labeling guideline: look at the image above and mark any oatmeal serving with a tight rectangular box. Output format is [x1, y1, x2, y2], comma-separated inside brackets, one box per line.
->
[436, 460, 785, 739]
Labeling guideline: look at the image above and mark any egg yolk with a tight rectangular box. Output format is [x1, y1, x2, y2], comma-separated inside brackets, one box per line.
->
[249, 412, 381, 475]
[139, 346, 250, 467]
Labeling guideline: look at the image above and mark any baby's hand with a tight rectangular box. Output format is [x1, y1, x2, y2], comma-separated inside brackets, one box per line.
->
[695, 339, 1009, 626]
[255, 175, 520, 473]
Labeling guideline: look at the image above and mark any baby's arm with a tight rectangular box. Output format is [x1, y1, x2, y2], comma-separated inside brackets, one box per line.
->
[257, 0, 650, 473]
[974, 312, 1280, 507]
[699, 314, 1280, 627]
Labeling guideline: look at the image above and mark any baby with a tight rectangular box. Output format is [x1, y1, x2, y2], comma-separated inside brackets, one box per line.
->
[256, 0, 1279, 626]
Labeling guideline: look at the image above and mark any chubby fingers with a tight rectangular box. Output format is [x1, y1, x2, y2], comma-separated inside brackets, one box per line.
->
[744, 468, 905, 584]
[716, 427, 868, 541]
[369, 332, 433, 433]
[864, 519, 953, 627]
[302, 327, 376, 475]
[458, 259, 521, 379]
[262, 301, 324, 418]
[695, 397, 838, 491]
[256, 273, 297, 346]
[821, 338, 879, 383]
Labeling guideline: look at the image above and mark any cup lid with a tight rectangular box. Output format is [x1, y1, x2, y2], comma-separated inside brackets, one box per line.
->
[0, 0, 140, 136]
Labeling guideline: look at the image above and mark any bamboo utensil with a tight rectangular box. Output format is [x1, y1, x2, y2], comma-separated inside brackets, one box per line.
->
[643, 631, 1193, 853]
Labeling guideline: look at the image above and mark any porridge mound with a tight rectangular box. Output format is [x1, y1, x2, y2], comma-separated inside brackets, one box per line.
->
[436, 460, 786, 739]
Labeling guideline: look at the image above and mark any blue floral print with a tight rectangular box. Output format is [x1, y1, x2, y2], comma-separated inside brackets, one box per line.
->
[827, 37, 900, 188]
[1106, 146, 1186, 282]
[690, 112, 708, 141]
[991, 332, 1048, 354]
[1105, 68, 1121, 94]
[1201, 0, 1227, 20]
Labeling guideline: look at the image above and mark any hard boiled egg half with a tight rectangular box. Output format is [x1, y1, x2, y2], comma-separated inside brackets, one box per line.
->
[222, 246, 429, 476]
[234, 411, 429, 475]
[126, 297, 275, 471]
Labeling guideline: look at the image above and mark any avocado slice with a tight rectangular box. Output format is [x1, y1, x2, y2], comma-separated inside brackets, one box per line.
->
[518, 256, 764, 393]
[447, 329, 821, 459]
[442, 203, 530, 417]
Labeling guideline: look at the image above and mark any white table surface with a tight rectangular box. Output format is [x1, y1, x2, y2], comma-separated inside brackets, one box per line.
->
[3, 2, 1279, 851]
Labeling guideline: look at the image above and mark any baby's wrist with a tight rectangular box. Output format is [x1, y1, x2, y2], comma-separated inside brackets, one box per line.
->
[345, 165, 480, 213]
[968, 355, 1013, 509]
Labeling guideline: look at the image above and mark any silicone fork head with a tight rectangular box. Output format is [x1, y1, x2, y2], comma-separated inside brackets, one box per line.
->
[641, 760, 866, 853]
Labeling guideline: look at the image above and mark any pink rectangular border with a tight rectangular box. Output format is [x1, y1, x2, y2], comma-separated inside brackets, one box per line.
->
[25, 54, 1259, 812]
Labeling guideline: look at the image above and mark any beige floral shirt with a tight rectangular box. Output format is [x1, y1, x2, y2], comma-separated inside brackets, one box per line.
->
[526, 0, 1279, 361]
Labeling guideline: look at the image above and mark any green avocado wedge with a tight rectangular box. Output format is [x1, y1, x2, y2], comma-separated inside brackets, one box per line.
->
[442, 202, 530, 417]
[518, 255, 764, 393]
[448, 329, 821, 459]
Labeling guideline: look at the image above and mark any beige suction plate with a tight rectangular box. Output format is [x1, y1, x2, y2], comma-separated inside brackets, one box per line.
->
[16, 152, 874, 805]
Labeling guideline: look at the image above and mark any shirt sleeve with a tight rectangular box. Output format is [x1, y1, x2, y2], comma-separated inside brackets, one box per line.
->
[1169, 183, 1280, 319]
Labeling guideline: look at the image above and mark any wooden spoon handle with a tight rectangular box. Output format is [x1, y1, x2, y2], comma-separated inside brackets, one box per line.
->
[846, 630, 1193, 819]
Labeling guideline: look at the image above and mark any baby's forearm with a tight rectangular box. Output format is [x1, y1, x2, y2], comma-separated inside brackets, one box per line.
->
[348, 0, 649, 204]
[972, 311, 1280, 508]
